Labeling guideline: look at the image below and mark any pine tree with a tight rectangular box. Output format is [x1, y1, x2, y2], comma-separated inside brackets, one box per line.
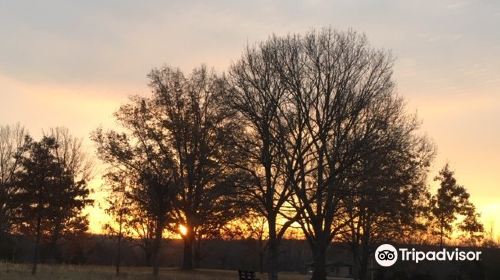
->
[431, 164, 483, 246]
[13, 136, 91, 274]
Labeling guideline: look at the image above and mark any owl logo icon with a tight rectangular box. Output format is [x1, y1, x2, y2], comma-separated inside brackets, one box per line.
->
[375, 244, 398, 267]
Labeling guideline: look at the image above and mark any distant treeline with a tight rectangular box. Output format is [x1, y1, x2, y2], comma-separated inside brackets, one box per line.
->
[0, 28, 494, 280]
[1, 234, 500, 279]
[0, 235, 309, 271]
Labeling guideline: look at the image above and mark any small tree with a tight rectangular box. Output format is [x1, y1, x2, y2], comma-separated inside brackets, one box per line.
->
[431, 164, 483, 246]
[13, 136, 92, 274]
[459, 204, 484, 245]
[102, 172, 133, 276]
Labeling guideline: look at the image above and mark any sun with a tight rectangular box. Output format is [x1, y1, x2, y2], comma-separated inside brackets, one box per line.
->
[179, 224, 188, 236]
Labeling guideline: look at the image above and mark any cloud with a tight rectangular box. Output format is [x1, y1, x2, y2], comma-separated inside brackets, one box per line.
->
[446, 1, 470, 9]
[1, 0, 499, 236]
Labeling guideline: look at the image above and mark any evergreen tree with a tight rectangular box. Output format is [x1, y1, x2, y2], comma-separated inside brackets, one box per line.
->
[13, 136, 91, 274]
[431, 164, 483, 246]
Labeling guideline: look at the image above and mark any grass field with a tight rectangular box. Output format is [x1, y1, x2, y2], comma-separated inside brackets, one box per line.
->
[0, 263, 334, 280]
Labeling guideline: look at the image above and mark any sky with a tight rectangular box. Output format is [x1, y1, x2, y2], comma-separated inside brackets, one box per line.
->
[0, 0, 499, 238]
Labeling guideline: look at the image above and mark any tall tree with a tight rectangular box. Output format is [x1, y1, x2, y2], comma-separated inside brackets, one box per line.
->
[229, 37, 302, 280]
[13, 136, 92, 274]
[275, 31, 393, 279]
[231, 28, 429, 280]
[0, 124, 28, 241]
[93, 65, 241, 273]
[147, 66, 243, 270]
[431, 164, 484, 246]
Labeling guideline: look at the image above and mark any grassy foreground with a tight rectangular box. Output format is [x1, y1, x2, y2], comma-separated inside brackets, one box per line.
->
[0, 263, 320, 280]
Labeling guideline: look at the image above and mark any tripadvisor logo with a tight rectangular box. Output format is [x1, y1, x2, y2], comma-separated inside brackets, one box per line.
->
[375, 244, 398, 267]
[374, 244, 482, 267]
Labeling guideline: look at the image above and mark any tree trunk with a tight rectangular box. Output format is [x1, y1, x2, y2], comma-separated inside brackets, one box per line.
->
[351, 244, 360, 280]
[259, 250, 264, 274]
[31, 216, 41, 275]
[152, 221, 163, 278]
[48, 220, 63, 264]
[144, 241, 153, 267]
[115, 220, 122, 276]
[358, 225, 371, 280]
[194, 235, 203, 268]
[267, 215, 279, 280]
[182, 228, 194, 270]
[268, 239, 279, 280]
[440, 224, 444, 247]
[311, 243, 327, 280]
[359, 247, 370, 280]
[48, 234, 61, 264]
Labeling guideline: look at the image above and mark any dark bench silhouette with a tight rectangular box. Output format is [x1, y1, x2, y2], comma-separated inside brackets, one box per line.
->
[238, 270, 259, 280]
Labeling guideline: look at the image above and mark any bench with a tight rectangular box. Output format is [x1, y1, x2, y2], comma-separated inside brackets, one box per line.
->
[238, 270, 259, 280]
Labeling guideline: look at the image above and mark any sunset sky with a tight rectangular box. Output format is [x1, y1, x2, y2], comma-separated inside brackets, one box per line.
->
[1, 0, 499, 238]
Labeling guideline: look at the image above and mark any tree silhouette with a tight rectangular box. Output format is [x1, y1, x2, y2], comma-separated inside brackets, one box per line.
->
[230, 28, 432, 280]
[0, 124, 28, 243]
[431, 164, 484, 246]
[12, 136, 91, 274]
[459, 204, 484, 245]
[340, 115, 434, 279]
[229, 38, 300, 280]
[145, 66, 242, 270]
[93, 65, 242, 273]
[44, 127, 93, 262]
[93, 123, 175, 277]
[102, 171, 134, 276]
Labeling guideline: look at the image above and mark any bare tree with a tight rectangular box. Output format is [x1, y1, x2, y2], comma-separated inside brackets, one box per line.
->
[45, 127, 92, 183]
[93, 65, 241, 273]
[93, 121, 175, 278]
[102, 171, 134, 276]
[339, 102, 435, 280]
[147, 66, 243, 270]
[231, 28, 425, 280]
[229, 40, 300, 280]
[0, 124, 28, 240]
